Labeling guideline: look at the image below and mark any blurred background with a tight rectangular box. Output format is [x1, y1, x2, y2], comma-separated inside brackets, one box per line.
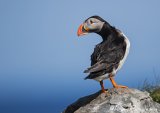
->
[0, 0, 160, 113]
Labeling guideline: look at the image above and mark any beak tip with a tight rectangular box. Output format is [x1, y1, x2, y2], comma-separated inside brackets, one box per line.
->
[77, 32, 80, 36]
[77, 24, 84, 37]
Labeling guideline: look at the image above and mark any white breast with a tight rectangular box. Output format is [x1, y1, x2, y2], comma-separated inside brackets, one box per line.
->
[116, 32, 130, 72]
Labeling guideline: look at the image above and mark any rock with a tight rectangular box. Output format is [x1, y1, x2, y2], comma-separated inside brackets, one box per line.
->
[62, 88, 160, 113]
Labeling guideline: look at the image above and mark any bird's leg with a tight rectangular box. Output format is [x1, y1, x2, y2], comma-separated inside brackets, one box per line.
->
[109, 76, 128, 89]
[109, 76, 129, 94]
[100, 81, 106, 93]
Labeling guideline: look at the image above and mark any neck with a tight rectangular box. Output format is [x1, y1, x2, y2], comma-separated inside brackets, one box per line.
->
[97, 23, 112, 41]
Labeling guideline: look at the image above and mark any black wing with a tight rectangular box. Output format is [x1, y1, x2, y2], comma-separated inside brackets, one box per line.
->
[84, 32, 126, 79]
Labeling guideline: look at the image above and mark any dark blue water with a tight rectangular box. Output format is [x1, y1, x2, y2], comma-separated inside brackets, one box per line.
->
[0, 87, 85, 113]
[0, 103, 55, 113]
[0, 100, 66, 113]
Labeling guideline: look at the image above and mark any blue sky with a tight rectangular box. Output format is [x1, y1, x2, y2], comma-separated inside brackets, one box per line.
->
[0, 0, 160, 113]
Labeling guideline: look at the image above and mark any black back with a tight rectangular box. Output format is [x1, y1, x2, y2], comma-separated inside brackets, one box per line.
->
[84, 25, 127, 79]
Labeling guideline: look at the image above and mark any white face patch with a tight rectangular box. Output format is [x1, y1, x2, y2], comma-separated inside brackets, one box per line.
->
[84, 18, 105, 32]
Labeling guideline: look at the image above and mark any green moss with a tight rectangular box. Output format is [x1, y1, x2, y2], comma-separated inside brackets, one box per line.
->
[150, 88, 160, 103]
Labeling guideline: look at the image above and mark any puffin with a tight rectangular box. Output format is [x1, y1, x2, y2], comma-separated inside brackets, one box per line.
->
[77, 16, 130, 93]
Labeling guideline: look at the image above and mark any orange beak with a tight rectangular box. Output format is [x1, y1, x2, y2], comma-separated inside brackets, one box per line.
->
[77, 24, 84, 36]
[77, 24, 88, 36]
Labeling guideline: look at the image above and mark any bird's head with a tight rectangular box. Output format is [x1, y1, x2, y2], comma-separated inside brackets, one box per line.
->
[77, 15, 109, 37]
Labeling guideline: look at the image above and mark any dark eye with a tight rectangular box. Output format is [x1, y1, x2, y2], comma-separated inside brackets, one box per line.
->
[90, 20, 93, 24]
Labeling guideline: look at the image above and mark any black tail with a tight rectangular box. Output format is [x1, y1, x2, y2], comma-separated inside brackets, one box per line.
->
[84, 76, 90, 80]
[84, 70, 106, 80]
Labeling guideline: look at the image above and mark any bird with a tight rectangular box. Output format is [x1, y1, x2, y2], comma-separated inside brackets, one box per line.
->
[77, 16, 130, 93]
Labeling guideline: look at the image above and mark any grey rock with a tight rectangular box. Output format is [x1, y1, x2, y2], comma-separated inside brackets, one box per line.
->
[62, 88, 160, 113]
